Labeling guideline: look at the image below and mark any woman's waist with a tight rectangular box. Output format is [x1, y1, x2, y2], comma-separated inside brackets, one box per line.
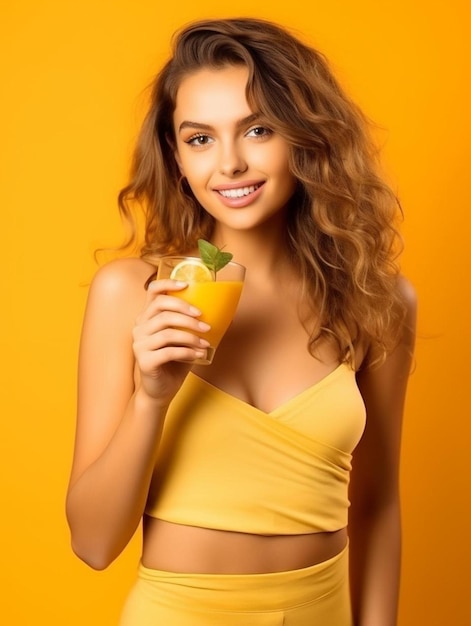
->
[142, 516, 348, 574]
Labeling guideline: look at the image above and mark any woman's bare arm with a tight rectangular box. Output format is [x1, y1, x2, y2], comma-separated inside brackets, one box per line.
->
[66, 259, 209, 569]
[349, 277, 417, 626]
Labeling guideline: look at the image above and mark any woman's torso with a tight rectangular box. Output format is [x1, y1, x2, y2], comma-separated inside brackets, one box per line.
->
[134, 261, 364, 574]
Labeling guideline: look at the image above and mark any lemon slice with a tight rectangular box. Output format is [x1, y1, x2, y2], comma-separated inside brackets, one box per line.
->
[170, 259, 213, 282]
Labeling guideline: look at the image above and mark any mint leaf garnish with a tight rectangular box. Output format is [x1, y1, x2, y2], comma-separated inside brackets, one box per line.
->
[198, 239, 233, 278]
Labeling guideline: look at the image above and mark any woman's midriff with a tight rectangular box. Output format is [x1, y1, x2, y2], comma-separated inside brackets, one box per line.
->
[142, 516, 348, 574]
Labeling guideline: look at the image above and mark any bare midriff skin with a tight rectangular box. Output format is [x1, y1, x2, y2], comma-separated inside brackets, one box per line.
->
[142, 517, 348, 573]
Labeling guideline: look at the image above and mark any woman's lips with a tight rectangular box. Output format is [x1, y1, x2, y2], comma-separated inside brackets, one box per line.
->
[213, 181, 265, 207]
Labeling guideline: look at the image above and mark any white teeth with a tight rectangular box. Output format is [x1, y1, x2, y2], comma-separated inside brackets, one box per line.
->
[219, 184, 260, 198]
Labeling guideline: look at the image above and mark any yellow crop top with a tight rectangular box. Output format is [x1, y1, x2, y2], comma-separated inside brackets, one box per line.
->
[145, 363, 366, 535]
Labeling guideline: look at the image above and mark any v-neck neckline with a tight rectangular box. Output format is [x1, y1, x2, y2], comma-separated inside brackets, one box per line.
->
[188, 363, 347, 416]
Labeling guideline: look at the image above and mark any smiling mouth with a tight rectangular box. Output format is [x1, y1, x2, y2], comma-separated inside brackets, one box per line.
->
[217, 183, 263, 199]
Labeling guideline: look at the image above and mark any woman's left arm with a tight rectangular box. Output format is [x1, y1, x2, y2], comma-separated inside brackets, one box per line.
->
[349, 277, 417, 626]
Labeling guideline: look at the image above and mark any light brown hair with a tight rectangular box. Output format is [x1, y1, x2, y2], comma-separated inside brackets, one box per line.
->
[118, 17, 406, 365]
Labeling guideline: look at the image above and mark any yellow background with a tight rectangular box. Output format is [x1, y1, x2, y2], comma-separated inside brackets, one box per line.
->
[1, 0, 469, 624]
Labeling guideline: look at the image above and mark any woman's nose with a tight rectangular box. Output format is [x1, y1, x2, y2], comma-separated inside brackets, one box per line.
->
[218, 141, 248, 177]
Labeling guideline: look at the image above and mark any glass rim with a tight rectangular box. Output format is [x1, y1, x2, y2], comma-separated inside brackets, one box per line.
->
[158, 255, 246, 271]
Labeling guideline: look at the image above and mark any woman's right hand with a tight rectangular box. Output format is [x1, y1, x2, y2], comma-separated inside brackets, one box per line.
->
[132, 279, 210, 406]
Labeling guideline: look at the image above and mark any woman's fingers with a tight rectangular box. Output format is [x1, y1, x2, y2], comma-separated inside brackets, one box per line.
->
[132, 278, 211, 372]
[137, 280, 202, 323]
[138, 345, 208, 371]
[133, 321, 210, 370]
[134, 310, 210, 339]
[134, 327, 210, 352]
[146, 278, 187, 297]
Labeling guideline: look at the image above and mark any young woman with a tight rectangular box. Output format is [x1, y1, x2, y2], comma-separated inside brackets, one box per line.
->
[66, 17, 417, 626]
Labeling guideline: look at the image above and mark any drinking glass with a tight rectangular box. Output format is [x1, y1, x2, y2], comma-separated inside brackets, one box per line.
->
[157, 256, 246, 364]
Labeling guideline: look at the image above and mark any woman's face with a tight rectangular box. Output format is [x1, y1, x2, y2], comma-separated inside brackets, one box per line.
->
[172, 65, 297, 234]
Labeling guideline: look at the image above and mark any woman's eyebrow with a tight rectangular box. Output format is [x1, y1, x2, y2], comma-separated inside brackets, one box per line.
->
[178, 113, 261, 133]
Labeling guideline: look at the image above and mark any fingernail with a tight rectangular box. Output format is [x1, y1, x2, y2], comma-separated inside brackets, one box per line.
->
[189, 306, 202, 316]
[199, 338, 211, 347]
[174, 281, 187, 288]
[198, 321, 211, 331]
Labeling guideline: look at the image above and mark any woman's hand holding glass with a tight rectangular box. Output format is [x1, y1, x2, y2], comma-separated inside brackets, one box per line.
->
[131, 279, 210, 406]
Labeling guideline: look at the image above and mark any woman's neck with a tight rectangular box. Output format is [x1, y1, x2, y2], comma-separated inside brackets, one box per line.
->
[210, 221, 293, 281]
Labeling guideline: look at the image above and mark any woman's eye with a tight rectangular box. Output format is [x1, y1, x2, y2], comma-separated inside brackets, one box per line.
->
[186, 134, 212, 147]
[247, 126, 272, 139]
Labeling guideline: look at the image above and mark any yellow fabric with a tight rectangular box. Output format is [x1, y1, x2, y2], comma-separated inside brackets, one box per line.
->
[145, 363, 366, 534]
[120, 544, 352, 625]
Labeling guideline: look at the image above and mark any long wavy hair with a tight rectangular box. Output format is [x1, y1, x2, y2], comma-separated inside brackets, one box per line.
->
[118, 17, 406, 366]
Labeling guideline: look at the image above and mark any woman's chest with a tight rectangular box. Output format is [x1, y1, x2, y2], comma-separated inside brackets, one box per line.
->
[193, 287, 339, 413]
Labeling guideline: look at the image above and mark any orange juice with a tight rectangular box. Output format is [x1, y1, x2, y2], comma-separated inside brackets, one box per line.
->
[157, 255, 246, 364]
[172, 281, 244, 347]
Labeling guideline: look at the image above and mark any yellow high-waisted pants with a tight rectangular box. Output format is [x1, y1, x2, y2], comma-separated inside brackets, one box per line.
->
[119, 544, 352, 625]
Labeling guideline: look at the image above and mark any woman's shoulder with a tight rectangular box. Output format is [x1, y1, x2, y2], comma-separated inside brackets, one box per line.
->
[86, 257, 157, 317]
[396, 275, 418, 326]
[397, 274, 417, 307]
[90, 257, 157, 294]
[356, 275, 417, 370]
